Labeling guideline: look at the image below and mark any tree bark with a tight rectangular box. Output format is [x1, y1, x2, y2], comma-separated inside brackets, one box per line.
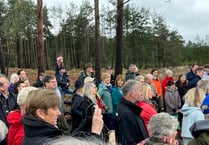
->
[94, 0, 101, 83]
[115, 0, 124, 76]
[37, 0, 44, 75]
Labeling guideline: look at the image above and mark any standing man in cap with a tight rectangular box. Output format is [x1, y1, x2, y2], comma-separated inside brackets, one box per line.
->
[77, 63, 95, 84]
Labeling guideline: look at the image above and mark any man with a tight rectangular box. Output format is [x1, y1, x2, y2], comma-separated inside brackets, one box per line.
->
[33, 72, 45, 88]
[17, 70, 27, 81]
[125, 64, 139, 81]
[186, 64, 198, 81]
[56, 67, 73, 95]
[77, 63, 95, 83]
[105, 66, 116, 86]
[115, 80, 148, 145]
[0, 74, 19, 126]
[187, 67, 204, 90]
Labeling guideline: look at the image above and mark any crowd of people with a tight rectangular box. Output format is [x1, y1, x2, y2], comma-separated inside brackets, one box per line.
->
[1, 57, 209, 145]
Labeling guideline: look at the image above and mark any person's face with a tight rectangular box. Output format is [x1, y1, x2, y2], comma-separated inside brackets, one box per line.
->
[197, 70, 204, 78]
[0, 77, 9, 92]
[24, 80, 30, 87]
[117, 79, 124, 87]
[91, 86, 97, 95]
[86, 66, 94, 73]
[152, 71, 158, 77]
[132, 85, 142, 103]
[180, 75, 186, 83]
[130, 66, 137, 73]
[46, 78, 57, 90]
[192, 65, 198, 73]
[204, 68, 209, 73]
[105, 69, 113, 75]
[60, 68, 66, 74]
[167, 72, 173, 77]
[20, 71, 27, 79]
[103, 76, 111, 84]
[17, 83, 26, 92]
[41, 107, 61, 126]
[13, 76, 19, 83]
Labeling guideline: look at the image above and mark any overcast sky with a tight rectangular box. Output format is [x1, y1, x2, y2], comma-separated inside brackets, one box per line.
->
[38, 0, 209, 42]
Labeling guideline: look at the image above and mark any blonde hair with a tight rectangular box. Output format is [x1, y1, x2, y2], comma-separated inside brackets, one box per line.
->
[83, 83, 96, 102]
[17, 87, 38, 106]
[142, 83, 152, 101]
[184, 87, 205, 107]
[101, 73, 110, 81]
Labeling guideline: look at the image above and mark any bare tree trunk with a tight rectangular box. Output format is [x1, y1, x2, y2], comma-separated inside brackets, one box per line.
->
[115, 0, 124, 76]
[37, 0, 44, 75]
[94, 0, 101, 83]
[0, 38, 6, 74]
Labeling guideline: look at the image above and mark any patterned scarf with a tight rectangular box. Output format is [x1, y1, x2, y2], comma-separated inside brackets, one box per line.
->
[137, 137, 179, 145]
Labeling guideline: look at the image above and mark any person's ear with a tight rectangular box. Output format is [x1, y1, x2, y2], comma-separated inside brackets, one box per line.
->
[36, 109, 46, 120]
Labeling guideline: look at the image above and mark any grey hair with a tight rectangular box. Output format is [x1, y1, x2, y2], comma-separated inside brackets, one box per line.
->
[83, 83, 96, 102]
[135, 75, 144, 83]
[46, 136, 111, 145]
[122, 80, 141, 97]
[0, 120, 8, 142]
[149, 112, 178, 138]
[165, 69, 173, 75]
[197, 80, 209, 93]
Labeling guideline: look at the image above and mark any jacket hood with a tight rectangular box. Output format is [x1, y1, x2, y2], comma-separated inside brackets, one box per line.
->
[181, 103, 201, 116]
[190, 120, 209, 138]
[22, 114, 62, 137]
[7, 110, 23, 127]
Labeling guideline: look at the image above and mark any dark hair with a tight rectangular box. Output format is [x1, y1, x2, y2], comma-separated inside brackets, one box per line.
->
[13, 80, 24, 94]
[176, 74, 187, 87]
[167, 80, 175, 86]
[204, 64, 209, 69]
[151, 69, 157, 74]
[17, 69, 24, 75]
[43, 75, 55, 86]
[191, 64, 198, 68]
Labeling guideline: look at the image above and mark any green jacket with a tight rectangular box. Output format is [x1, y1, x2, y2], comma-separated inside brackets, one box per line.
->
[188, 132, 209, 145]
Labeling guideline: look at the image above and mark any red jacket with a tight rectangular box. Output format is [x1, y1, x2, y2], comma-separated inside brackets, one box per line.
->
[137, 101, 157, 136]
[7, 110, 24, 145]
[162, 76, 175, 96]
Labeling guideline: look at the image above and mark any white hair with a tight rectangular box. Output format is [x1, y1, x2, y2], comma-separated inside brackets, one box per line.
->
[165, 69, 173, 75]
[9, 73, 19, 83]
[197, 80, 209, 93]
[149, 112, 178, 138]
[17, 87, 38, 106]
[0, 120, 8, 142]
[83, 83, 96, 102]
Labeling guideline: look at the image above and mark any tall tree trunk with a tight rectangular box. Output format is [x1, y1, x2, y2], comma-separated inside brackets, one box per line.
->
[16, 38, 23, 68]
[37, 0, 44, 75]
[0, 38, 6, 74]
[115, 0, 124, 76]
[94, 0, 101, 83]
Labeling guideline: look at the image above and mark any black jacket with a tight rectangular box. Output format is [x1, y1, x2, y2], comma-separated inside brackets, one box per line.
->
[187, 75, 201, 90]
[71, 93, 84, 131]
[22, 114, 62, 145]
[186, 70, 196, 81]
[115, 98, 148, 145]
[0, 92, 19, 126]
[33, 79, 44, 88]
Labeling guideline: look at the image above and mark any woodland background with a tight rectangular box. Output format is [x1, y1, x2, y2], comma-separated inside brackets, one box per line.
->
[0, 0, 209, 76]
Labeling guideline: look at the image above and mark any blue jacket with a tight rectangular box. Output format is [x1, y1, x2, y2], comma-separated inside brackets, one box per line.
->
[187, 75, 201, 90]
[186, 70, 196, 81]
[98, 82, 113, 114]
[181, 103, 204, 138]
[112, 86, 123, 112]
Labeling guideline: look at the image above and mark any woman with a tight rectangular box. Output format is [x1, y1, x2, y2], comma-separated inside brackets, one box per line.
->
[98, 73, 114, 130]
[112, 74, 125, 112]
[175, 74, 188, 106]
[181, 87, 205, 145]
[8, 73, 19, 92]
[162, 69, 175, 96]
[138, 113, 179, 145]
[7, 87, 37, 145]
[21, 89, 62, 145]
[73, 83, 98, 133]
[137, 83, 157, 134]
[0, 120, 8, 145]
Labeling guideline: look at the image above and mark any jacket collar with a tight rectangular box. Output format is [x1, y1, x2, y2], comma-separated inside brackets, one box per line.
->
[120, 97, 142, 115]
